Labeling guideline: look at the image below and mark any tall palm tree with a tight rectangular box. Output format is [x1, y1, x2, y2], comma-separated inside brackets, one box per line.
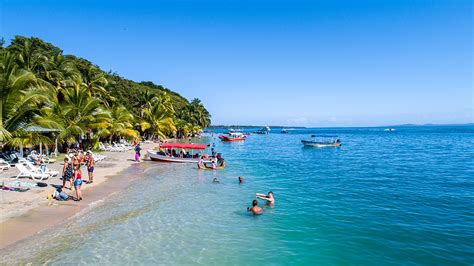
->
[99, 105, 138, 141]
[0, 51, 51, 146]
[38, 79, 111, 144]
[140, 93, 176, 139]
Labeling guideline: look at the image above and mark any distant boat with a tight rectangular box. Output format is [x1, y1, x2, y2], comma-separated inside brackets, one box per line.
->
[256, 126, 271, 134]
[384, 128, 396, 132]
[219, 132, 246, 141]
[281, 129, 289, 134]
[301, 135, 342, 147]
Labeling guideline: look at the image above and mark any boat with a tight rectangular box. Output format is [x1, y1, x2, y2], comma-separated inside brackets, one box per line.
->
[301, 135, 342, 147]
[384, 128, 396, 132]
[147, 143, 212, 163]
[219, 132, 246, 141]
[281, 129, 289, 133]
[256, 126, 271, 134]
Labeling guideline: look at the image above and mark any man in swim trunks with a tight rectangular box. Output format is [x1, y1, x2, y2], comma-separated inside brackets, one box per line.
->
[86, 151, 95, 184]
[247, 200, 263, 215]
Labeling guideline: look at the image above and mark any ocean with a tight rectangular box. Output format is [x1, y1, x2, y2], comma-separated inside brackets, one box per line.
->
[6, 125, 474, 265]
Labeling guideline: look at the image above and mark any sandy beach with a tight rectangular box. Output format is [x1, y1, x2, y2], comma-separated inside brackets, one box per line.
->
[0, 142, 155, 250]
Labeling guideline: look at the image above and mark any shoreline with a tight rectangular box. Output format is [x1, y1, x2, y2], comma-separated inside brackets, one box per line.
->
[0, 143, 155, 251]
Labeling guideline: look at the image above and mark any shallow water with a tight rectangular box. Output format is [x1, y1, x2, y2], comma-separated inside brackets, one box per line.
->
[6, 125, 474, 265]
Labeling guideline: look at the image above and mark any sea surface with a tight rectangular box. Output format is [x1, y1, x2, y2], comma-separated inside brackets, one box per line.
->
[6, 125, 474, 265]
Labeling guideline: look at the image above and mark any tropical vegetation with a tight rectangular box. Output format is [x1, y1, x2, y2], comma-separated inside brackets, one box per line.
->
[0, 36, 211, 151]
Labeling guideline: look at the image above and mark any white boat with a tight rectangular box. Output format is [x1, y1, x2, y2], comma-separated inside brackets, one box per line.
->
[301, 135, 342, 147]
[384, 128, 396, 132]
[256, 126, 271, 134]
[147, 143, 212, 163]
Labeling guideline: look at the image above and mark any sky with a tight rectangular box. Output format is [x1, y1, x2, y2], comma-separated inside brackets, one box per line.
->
[1, 0, 472, 126]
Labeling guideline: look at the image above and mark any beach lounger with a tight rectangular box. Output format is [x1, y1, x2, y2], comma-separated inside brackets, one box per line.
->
[0, 159, 11, 170]
[15, 164, 50, 181]
[24, 161, 59, 177]
[42, 156, 57, 164]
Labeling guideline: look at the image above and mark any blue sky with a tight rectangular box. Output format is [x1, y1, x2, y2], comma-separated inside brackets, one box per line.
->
[1, 0, 472, 126]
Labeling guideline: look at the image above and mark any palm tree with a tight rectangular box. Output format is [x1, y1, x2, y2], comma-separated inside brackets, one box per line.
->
[99, 105, 138, 141]
[81, 65, 113, 106]
[140, 93, 176, 139]
[38, 79, 111, 145]
[0, 51, 51, 146]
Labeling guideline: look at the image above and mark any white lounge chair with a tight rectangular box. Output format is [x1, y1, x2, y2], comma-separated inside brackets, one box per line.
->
[15, 164, 50, 181]
[0, 159, 11, 170]
[24, 161, 59, 177]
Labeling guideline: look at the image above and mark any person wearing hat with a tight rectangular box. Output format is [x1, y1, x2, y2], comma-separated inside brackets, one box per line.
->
[85, 151, 95, 184]
[61, 156, 73, 190]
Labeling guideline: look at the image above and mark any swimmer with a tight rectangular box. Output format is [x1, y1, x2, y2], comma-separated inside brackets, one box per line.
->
[256, 191, 275, 205]
[238, 176, 243, 184]
[247, 200, 263, 215]
[212, 177, 220, 184]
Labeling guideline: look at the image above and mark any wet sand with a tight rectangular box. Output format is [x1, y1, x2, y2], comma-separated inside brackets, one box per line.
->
[0, 143, 155, 250]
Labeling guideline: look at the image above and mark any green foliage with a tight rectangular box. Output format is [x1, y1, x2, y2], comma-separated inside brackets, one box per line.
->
[0, 36, 211, 149]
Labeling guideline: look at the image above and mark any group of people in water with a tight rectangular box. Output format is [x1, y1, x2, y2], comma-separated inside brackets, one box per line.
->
[248, 192, 274, 215]
[213, 175, 274, 215]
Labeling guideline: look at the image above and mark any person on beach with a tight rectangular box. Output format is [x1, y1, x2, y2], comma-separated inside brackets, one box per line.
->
[73, 167, 83, 201]
[72, 150, 81, 171]
[239, 176, 243, 184]
[61, 156, 74, 190]
[86, 151, 95, 184]
[53, 187, 70, 201]
[257, 191, 275, 205]
[247, 200, 263, 215]
[135, 143, 141, 162]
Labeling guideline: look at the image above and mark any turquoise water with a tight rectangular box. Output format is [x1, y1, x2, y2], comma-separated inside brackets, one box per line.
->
[8, 126, 474, 265]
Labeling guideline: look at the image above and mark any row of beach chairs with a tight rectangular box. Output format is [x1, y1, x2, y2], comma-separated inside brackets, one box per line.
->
[99, 142, 134, 152]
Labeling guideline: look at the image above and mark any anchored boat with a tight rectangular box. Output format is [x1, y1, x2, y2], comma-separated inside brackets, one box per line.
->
[301, 135, 342, 147]
[219, 132, 246, 141]
[147, 143, 212, 163]
[256, 126, 271, 134]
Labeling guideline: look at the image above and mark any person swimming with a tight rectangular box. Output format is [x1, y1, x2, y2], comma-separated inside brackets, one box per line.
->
[238, 176, 243, 184]
[247, 200, 263, 215]
[256, 191, 275, 205]
[212, 177, 220, 184]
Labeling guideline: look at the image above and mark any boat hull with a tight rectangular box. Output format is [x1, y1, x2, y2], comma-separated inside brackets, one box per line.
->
[301, 141, 342, 147]
[219, 136, 245, 141]
[147, 150, 211, 163]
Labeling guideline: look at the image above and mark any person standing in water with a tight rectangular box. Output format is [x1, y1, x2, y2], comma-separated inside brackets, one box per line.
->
[238, 176, 244, 184]
[257, 191, 275, 205]
[247, 200, 263, 215]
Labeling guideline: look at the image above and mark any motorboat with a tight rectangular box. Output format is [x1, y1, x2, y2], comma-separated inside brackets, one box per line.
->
[384, 128, 396, 132]
[301, 135, 342, 147]
[256, 126, 271, 134]
[147, 143, 212, 163]
[219, 132, 246, 141]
